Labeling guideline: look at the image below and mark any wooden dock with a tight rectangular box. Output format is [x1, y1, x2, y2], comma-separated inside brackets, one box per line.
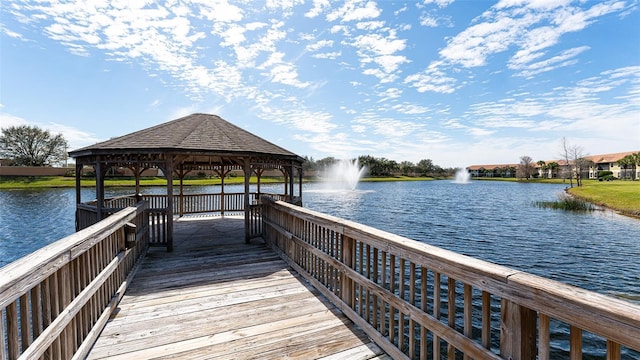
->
[86, 215, 389, 360]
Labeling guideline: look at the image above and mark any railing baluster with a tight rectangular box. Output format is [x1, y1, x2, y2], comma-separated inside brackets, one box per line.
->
[570, 326, 582, 360]
[399, 258, 405, 352]
[19, 293, 31, 351]
[447, 277, 456, 360]
[463, 283, 472, 360]
[420, 266, 428, 360]
[7, 301, 19, 360]
[607, 340, 621, 360]
[433, 271, 441, 360]
[372, 247, 379, 330]
[389, 254, 396, 346]
[539, 313, 550, 360]
[409, 261, 416, 359]
[482, 291, 491, 350]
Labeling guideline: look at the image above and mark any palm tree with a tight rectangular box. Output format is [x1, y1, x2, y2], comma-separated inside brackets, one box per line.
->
[618, 156, 633, 180]
[537, 160, 546, 178]
[629, 152, 640, 180]
[547, 162, 560, 178]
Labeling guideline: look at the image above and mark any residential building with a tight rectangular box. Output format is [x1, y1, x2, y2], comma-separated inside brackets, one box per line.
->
[467, 150, 639, 180]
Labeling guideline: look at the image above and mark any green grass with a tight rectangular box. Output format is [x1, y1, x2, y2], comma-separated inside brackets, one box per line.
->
[567, 180, 640, 217]
[0, 175, 434, 189]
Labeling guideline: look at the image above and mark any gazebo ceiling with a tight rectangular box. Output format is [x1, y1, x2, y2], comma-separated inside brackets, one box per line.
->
[68, 113, 304, 167]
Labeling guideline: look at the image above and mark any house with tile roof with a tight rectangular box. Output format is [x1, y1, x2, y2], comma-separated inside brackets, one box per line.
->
[466, 150, 639, 180]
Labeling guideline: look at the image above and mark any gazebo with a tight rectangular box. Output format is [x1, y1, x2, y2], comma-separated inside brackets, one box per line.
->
[68, 113, 305, 250]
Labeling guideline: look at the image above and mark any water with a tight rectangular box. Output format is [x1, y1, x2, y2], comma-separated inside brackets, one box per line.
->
[2, 181, 639, 301]
[302, 181, 640, 303]
[2, 180, 639, 357]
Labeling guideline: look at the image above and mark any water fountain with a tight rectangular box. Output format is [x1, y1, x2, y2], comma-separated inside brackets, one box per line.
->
[452, 168, 471, 184]
[323, 159, 367, 191]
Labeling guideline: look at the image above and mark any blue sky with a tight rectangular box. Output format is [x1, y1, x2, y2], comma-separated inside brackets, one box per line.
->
[1, 0, 639, 168]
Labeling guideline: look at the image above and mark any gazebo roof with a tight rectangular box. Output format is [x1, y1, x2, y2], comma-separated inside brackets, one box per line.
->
[69, 113, 303, 162]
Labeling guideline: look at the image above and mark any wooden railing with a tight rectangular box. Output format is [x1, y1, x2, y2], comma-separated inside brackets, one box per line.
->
[261, 199, 640, 360]
[1, 203, 149, 360]
[77, 193, 291, 246]
[144, 193, 253, 216]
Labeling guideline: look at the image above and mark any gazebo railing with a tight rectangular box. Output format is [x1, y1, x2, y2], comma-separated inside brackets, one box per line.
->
[1, 203, 149, 360]
[261, 198, 640, 360]
[76, 192, 298, 246]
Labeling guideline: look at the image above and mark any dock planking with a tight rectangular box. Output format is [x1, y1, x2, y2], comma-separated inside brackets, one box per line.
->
[87, 215, 389, 360]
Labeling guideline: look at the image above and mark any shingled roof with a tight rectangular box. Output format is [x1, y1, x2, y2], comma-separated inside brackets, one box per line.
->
[69, 113, 301, 160]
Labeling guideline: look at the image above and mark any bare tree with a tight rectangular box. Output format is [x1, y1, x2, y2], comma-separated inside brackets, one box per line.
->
[559, 137, 588, 187]
[560, 137, 574, 187]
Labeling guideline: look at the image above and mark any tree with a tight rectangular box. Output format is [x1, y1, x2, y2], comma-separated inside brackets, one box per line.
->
[559, 137, 583, 187]
[547, 162, 560, 178]
[517, 155, 534, 180]
[618, 153, 640, 180]
[0, 125, 69, 166]
[536, 160, 546, 178]
[416, 159, 434, 176]
[399, 161, 415, 176]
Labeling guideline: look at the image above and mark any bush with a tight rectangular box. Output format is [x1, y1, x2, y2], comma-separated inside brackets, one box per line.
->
[597, 170, 612, 178]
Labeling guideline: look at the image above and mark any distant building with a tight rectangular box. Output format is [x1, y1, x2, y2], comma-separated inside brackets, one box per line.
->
[466, 150, 639, 180]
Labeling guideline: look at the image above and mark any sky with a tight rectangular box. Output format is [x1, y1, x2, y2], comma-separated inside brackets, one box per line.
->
[1, 0, 639, 168]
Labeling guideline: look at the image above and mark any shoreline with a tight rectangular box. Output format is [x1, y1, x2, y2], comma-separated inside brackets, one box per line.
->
[1, 175, 638, 218]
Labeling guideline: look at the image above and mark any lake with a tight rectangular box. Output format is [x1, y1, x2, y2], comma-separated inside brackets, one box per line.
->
[1, 180, 639, 305]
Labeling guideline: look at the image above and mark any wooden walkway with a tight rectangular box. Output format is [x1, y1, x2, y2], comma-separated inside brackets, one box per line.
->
[87, 215, 389, 360]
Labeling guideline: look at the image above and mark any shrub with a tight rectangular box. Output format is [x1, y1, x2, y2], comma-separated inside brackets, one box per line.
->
[597, 170, 613, 178]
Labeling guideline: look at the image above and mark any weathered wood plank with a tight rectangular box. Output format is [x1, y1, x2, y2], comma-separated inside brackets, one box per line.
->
[87, 216, 384, 360]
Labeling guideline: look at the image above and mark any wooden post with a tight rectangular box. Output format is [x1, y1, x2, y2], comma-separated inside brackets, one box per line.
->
[500, 299, 537, 360]
[179, 164, 185, 217]
[244, 158, 251, 243]
[95, 158, 104, 220]
[288, 164, 294, 202]
[298, 165, 303, 205]
[341, 235, 354, 307]
[166, 155, 174, 252]
[220, 165, 225, 216]
[75, 162, 82, 231]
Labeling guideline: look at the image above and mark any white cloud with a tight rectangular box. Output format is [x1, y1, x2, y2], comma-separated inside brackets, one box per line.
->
[305, 0, 331, 18]
[404, 62, 457, 93]
[422, 0, 455, 8]
[306, 39, 333, 52]
[0, 112, 101, 149]
[326, 0, 382, 22]
[352, 32, 406, 56]
[312, 51, 341, 59]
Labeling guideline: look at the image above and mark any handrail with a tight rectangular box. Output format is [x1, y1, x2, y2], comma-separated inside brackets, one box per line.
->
[261, 198, 640, 360]
[1, 202, 149, 360]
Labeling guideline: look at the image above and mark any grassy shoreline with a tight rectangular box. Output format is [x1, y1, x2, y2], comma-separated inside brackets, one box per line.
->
[0, 175, 434, 189]
[2, 175, 637, 218]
